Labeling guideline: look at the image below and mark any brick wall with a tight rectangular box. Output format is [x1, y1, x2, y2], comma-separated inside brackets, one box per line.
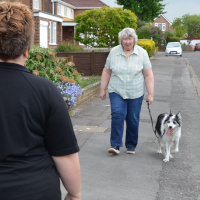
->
[54, 2, 58, 15]
[56, 22, 62, 47]
[74, 9, 88, 18]
[34, 16, 40, 46]
[43, 0, 52, 13]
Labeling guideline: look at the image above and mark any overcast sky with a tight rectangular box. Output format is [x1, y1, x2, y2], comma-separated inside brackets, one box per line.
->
[100, 0, 200, 23]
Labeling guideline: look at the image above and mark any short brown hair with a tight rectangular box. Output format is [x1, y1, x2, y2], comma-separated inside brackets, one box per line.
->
[0, 1, 35, 61]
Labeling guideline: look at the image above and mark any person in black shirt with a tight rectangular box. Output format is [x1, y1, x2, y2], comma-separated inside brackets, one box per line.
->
[0, 2, 81, 200]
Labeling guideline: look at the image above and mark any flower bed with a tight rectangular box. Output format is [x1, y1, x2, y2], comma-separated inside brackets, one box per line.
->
[25, 45, 101, 109]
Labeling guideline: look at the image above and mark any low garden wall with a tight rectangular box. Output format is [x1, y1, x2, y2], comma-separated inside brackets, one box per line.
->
[76, 81, 101, 105]
[64, 81, 101, 108]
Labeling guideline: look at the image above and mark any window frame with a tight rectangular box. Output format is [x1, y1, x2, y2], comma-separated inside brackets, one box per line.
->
[33, 0, 39, 9]
[49, 21, 57, 45]
[57, 3, 61, 15]
[64, 6, 68, 17]
[155, 23, 166, 31]
[71, 8, 73, 19]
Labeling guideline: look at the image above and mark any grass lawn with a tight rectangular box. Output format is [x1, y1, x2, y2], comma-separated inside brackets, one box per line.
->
[80, 75, 101, 88]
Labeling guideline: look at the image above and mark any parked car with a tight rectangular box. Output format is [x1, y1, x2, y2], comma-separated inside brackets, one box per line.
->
[165, 42, 182, 57]
[194, 43, 200, 51]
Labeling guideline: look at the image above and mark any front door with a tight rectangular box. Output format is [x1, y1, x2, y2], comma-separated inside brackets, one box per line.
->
[40, 20, 48, 48]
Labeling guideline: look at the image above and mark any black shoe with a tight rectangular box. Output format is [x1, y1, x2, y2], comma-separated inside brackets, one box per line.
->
[108, 146, 120, 155]
[127, 147, 135, 154]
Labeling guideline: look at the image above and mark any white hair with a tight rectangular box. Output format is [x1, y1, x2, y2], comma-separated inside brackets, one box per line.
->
[118, 27, 138, 46]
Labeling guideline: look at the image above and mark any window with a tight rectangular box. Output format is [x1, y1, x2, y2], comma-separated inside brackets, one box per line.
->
[49, 22, 56, 44]
[162, 23, 166, 31]
[64, 6, 67, 17]
[33, 0, 39, 9]
[155, 23, 166, 31]
[71, 9, 73, 19]
[57, 3, 61, 15]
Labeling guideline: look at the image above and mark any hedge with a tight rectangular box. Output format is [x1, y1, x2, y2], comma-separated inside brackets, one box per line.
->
[168, 37, 180, 42]
[137, 39, 155, 57]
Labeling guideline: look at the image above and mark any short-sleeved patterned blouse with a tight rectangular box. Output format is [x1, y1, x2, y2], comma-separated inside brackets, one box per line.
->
[105, 44, 152, 99]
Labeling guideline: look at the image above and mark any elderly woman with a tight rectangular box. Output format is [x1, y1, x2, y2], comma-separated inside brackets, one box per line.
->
[0, 2, 81, 200]
[100, 27, 154, 155]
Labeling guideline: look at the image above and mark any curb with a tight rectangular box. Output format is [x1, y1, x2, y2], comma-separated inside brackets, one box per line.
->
[184, 57, 200, 99]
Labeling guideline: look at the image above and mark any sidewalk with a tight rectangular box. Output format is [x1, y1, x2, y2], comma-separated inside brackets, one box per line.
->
[61, 52, 200, 200]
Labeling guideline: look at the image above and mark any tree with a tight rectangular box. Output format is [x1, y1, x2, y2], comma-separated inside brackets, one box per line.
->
[182, 14, 200, 37]
[171, 17, 182, 28]
[171, 17, 187, 38]
[74, 7, 137, 48]
[136, 25, 165, 46]
[116, 0, 166, 22]
[136, 20, 146, 28]
[187, 32, 194, 45]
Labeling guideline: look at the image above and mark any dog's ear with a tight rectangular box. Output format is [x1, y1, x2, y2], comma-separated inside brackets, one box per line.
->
[169, 110, 173, 116]
[176, 111, 181, 118]
[176, 111, 182, 126]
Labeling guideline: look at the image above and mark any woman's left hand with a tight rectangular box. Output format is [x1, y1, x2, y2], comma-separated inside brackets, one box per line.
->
[146, 94, 153, 105]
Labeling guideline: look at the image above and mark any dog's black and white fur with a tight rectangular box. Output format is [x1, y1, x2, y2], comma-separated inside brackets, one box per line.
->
[155, 111, 182, 162]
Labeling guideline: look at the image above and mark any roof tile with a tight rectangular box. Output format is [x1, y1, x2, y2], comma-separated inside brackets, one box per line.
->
[63, 0, 108, 7]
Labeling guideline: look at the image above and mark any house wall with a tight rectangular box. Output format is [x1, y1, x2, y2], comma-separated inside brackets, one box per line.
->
[57, 5, 74, 19]
[54, 2, 58, 15]
[152, 15, 171, 32]
[34, 16, 40, 46]
[43, 0, 52, 13]
[74, 9, 87, 18]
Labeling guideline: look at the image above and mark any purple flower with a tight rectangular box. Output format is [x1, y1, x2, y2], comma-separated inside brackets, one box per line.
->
[55, 81, 83, 108]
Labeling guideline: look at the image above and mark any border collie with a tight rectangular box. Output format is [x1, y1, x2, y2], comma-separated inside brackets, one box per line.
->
[155, 111, 182, 162]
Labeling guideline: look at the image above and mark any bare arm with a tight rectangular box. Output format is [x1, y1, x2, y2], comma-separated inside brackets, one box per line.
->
[52, 153, 81, 200]
[100, 67, 112, 100]
[143, 68, 154, 105]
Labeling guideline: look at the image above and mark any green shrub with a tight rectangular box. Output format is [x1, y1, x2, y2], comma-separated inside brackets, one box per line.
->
[56, 41, 84, 52]
[25, 45, 82, 84]
[169, 37, 180, 42]
[137, 39, 155, 57]
[137, 26, 165, 46]
[156, 46, 158, 52]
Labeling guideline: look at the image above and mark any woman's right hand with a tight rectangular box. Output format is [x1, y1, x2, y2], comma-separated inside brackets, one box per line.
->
[65, 193, 81, 200]
[100, 89, 106, 100]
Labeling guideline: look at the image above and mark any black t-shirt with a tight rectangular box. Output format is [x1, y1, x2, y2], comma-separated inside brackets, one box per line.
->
[0, 62, 79, 200]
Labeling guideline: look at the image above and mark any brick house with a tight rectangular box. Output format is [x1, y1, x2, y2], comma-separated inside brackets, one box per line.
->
[0, 0, 63, 48]
[0, 0, 107, 48]
[152, 14, 172, 32]
[61, 0, 108, 43]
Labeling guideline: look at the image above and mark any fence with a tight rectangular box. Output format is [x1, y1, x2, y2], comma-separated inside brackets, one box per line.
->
[57, 51, 109, 76]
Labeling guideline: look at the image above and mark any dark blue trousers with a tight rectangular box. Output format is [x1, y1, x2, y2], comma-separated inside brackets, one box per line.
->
[109, 92, 144, 148]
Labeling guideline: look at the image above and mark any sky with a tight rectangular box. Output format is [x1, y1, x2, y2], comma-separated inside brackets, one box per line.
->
[100, 0, 200, 23]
